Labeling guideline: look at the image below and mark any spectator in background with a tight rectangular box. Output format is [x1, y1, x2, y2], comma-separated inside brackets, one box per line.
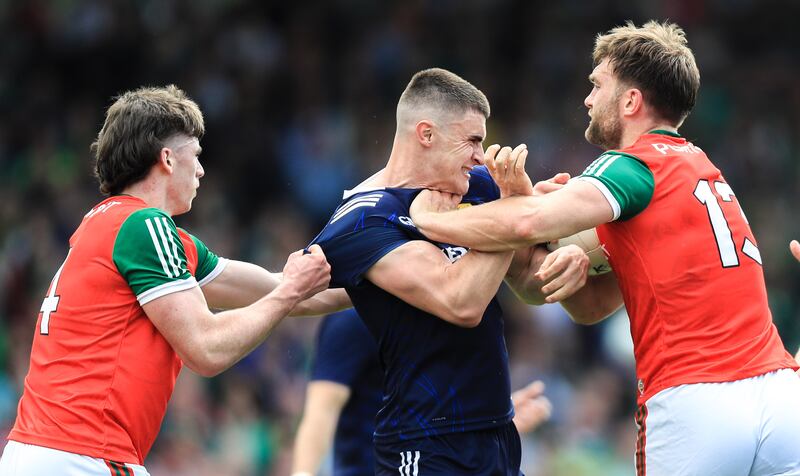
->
[291, 308, 552, 476]
[0, 85, 341, 476]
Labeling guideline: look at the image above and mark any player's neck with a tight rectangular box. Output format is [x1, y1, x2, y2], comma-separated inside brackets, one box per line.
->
[120, 180, 172, 215]
[383, 147, 428, 189]
[618, 120, 679, 149]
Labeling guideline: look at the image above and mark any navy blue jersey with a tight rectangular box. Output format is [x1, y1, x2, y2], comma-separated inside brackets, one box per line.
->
[311, 166, 513, 444]
[311, 309, 382, 475]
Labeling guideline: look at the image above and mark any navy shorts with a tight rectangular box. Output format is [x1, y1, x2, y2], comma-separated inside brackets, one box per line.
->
[374, 422, 523, 476]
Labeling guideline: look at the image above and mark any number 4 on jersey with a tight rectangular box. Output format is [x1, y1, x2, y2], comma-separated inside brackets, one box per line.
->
[693, 180, 761, 268]
[39, 250, 71, 335]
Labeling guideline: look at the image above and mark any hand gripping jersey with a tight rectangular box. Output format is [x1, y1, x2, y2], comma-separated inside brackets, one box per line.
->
[8, 195, 226, 464]
[311, 309, 382, 475]
[311, 166, 514, 444]
[577, 131, 798, 403]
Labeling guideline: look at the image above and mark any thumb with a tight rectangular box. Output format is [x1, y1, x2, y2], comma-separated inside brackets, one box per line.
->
[307, 244, 324, 256]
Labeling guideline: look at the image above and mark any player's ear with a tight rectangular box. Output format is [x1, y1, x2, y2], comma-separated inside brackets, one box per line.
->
[415, 120, 434, 148]
[157, 147, 174, 173]
[621, 87, 644, 118]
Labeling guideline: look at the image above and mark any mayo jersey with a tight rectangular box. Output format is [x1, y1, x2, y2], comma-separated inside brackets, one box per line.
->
[310, 166, 514, 444]
[8, 195, 226, 464]
[577, 130, 798, 403]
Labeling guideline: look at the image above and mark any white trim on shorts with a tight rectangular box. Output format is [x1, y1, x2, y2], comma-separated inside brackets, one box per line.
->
[0, 441, 150, 476]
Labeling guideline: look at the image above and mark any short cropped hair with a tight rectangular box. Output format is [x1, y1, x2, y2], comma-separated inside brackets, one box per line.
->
[92, 85, 205, 196]
[593, 21, 700, 125]
[397, 68, 490, 124]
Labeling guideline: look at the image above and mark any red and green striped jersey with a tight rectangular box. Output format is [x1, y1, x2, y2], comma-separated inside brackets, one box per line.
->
[577, 131, 797, 404]
[8, 195, 226, 464]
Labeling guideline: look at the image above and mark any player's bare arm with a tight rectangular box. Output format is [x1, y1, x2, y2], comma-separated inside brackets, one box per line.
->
[410, 180, 613, 252]
[291, 381, 351, 476]
[505, 244, 590, 304]
[142, 246, 331, 377]
[202, 259, 350, 316]
[365, 240, 513, 328]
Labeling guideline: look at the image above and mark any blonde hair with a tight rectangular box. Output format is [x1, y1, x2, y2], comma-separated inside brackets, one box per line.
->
[92, 85, 205, 195]
[593, 21, 700, 124]
[396, 68, 490, 125]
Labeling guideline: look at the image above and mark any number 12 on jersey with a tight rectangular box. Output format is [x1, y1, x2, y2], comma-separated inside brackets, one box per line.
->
[693, 179, 761, 268]
[39, 250, 71, 335]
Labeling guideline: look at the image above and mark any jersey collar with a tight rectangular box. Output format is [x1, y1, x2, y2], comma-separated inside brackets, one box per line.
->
[648, 129, 682, 138]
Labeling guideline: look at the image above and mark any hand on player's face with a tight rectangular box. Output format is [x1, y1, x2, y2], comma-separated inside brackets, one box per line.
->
[409, 189, 461, 222]
[533, 173, 571, 196]
[485, 144, 534, 198]
[281, 245, 331, 301]
[534, 244, 590, 303]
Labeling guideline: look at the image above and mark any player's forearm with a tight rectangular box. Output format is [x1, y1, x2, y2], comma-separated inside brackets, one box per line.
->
[290, 288, 352, 317]
[441, 249, 514, 326]
[413, 196, 581, 252]
[504, 247, 548, 305]
[202, 260, 283, 310]
[194, 283, 301, 376]
[559, 272, 623, 325]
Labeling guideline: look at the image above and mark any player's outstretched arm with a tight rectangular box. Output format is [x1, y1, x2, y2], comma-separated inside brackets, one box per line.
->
[365, 241, 513, 328]
[410, 181, 613, 252]
[291, 380, 351, 476]
[143, 246, 331, 377]
[511, 380, 552, 434]
[201, 259, 351, 316]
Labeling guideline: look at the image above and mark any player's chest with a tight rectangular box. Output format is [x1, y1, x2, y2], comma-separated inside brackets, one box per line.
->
[388, 213, 469, 264]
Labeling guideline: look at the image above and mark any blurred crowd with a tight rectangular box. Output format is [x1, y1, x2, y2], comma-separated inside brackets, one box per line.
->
[0, 1, 798, 475]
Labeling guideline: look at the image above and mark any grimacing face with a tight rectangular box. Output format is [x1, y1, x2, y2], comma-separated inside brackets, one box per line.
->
[433, 109, 487, 196]
[584, 59, 623, 150]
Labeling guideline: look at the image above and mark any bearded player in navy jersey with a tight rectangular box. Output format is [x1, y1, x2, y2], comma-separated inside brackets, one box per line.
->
[310, 68, 589, 476]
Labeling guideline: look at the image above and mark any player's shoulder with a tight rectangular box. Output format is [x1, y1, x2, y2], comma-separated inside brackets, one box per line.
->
[464, 165, 500, 204]
[328, 188, 413, 227]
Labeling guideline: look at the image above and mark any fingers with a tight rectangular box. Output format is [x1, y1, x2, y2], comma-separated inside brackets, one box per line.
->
[307, 244, 324, 255]
[484, 144, 502, 174]
[790, 240, 800, 262]
[535, 246, 590, 302]
[550, 172, 570, 184]
[514, 380, 545, 400]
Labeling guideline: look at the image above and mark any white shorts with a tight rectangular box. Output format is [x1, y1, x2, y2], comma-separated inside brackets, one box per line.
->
[636, 369, 800, 476]
[0, 441, 150, 476]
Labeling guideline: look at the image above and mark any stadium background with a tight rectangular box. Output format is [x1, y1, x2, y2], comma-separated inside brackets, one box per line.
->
[0, 1, 798, 475]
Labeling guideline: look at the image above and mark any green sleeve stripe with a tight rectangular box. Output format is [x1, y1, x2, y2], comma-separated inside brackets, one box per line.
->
[114, 208, 192, 299]
[583, 153, 618, 176]
[144, 218, 178, 278]
[576, 176, 621, 220]
[579, 152, 654, 221]
[137, 277, 198, 305]
[157, 216, 183, 277]
[198, 257, 228, 286]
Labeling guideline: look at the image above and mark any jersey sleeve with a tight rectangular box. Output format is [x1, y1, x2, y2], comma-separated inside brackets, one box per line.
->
[575, 151, 655, 221]
[462, 165, 501, 204]
[113, 208, 198, 305]
[311, 192, 412, 288]
[311, 310, 377, 385]
[184, 231, 228, 286]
